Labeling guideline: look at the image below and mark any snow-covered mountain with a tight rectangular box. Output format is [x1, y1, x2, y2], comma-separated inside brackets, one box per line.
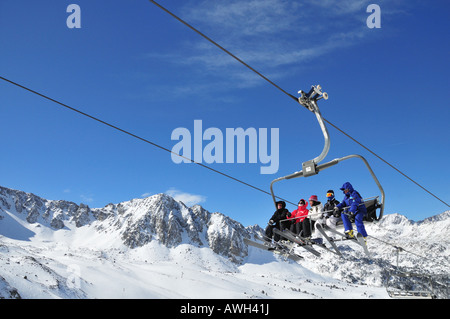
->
[0, 185, 253, 263]
[0, 185, 448, 299]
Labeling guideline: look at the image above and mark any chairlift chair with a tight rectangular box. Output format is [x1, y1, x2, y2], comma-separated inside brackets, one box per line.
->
[384, 245, 443, 299]
[270, 85, 385, 222]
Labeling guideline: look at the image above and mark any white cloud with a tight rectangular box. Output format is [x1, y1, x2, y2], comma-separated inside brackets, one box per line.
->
[80, 194, 94, 203]
[184, 0, 302, 37]
[165, 188, 206, 206]
[304, 0, 371, 15]
[148, 0, 410, 96]
[151, 1, 371, 89]
[141, 192, 152, 198]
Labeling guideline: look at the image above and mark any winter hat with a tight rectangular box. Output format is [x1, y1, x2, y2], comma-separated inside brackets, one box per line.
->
[309, 195, 318, 202]
[340, 182, 354, 192]
[276, 201, 286, 209]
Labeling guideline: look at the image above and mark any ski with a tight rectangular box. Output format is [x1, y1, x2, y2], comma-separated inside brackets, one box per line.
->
[289, 229, 339, 256]
[315, 223, 342, 256]
[356, 233, 371, 258]
[322, 226, 358, 243]
[244, 238, 303, 261]
[244, 237, 275, 251]
[255, 234, 293, 252]
[322, 226, 371, 258]
[270, 238, 305, 262]
[273, 229, 321, 257]
[279, 229, 338, 255]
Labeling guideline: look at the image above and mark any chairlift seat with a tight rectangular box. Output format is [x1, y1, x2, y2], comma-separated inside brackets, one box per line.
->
[363, 197, 381, 222]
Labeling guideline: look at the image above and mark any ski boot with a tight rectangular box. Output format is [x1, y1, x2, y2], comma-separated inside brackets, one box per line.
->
[345, 230, 355, 239]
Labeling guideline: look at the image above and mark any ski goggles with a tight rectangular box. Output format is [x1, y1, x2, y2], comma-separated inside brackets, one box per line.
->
[326, 192, 334, 197]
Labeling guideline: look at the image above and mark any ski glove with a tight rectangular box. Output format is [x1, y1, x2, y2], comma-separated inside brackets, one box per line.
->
[333, 207, 340, 217]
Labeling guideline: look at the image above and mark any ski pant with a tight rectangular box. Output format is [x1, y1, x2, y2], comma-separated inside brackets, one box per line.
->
[342, 212, 368, 237]
[289, 220, 310, 237]
[290, 221, 302, 235]
[301, 218, 312, 238]
[265, 220, 290, 241]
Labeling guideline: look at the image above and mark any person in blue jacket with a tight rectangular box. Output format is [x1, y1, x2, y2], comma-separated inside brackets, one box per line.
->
[335, 182, 368, 239]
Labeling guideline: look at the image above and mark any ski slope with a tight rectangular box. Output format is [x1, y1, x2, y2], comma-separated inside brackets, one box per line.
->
[0, 228, 389, 299]
[0, 186, 448, 299]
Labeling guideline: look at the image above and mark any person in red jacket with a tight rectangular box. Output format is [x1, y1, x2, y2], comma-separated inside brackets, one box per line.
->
[288, 199, 310, 236]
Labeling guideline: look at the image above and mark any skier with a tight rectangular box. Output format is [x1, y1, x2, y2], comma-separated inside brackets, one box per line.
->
[314, 190, 341, 241]
[323, 190, 341, 227]
[335, 182, 368, 239]
[288, 199, 309, 235]
[308, 195, 324, 243]
[265, 201, 290, 242]
[307, 195, 323, 223]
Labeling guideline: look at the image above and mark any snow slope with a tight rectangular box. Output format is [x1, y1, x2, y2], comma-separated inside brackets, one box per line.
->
[0, 185, 448, 299]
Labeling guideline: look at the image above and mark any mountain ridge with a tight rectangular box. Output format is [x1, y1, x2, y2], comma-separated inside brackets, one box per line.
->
[0, 184, 448, 299]
[0, 185, 260, 263]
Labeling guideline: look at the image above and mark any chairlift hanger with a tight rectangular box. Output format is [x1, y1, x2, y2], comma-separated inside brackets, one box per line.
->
[269, 85, 385, 221]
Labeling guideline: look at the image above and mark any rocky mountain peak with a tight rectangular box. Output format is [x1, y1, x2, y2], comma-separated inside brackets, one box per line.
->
[0, 185, 259, 263]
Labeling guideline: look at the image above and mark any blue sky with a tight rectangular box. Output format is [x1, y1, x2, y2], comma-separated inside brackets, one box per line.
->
[1, 0, 449, 227]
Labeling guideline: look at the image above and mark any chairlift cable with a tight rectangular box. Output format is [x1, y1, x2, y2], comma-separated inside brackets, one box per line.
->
[368, 233, 449, 270]
[148, 0, 449, 208]
[323, 120, 450, 207]
[0, 3, 447, 283]
[148, 0, 298, 104]
[1, 80, 446, 279]
[0, 75, 295, 207]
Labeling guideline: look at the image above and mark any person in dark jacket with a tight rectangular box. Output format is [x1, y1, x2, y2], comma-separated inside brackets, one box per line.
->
[320, 190, 341, 240]
[335, 182, 368, 239]
[265, 201, 290, 242]
[323, 190, 340, 219]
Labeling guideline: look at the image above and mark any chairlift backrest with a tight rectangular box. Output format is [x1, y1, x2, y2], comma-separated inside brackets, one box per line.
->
[364, 197, 381, 222]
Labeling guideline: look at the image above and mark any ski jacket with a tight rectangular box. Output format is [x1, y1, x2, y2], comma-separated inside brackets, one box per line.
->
[337, 182, 367, 215]
[269, 201, 290, 226]
[324, 198, 340, 217]
[308, 202, 324, 221]
[289, 201, 309, 224]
